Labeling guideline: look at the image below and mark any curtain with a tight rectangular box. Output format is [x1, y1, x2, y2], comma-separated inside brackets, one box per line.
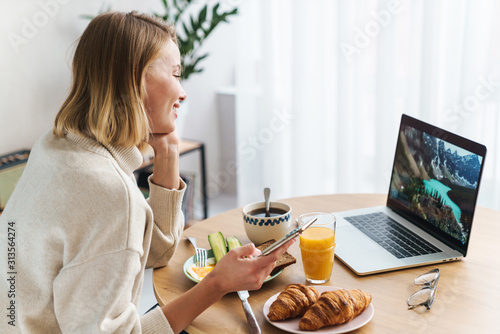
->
[233, 0, 500, 210]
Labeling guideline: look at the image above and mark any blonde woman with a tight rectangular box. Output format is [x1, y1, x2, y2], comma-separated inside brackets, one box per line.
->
[0, 12, 294, 333]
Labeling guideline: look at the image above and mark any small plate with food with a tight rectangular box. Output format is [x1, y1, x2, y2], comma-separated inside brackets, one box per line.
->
[263, 284, 374, 333]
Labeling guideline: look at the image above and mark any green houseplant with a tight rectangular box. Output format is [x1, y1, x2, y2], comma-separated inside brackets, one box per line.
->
[155, 0, 238, 81]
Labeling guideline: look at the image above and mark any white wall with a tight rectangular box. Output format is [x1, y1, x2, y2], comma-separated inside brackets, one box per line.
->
[0, 0, 238, 210]
[177, 9, 238, 208]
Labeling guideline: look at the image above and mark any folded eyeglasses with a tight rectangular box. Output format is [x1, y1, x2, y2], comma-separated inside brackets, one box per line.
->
[407, 268, 440, 310]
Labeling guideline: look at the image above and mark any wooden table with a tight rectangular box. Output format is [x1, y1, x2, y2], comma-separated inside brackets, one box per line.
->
[153, 194, 499, 334]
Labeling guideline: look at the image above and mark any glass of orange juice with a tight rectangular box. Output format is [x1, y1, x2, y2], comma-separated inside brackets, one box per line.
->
[299, 212, 336, 284]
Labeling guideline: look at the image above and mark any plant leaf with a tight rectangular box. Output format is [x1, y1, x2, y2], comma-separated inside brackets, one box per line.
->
[80, 14, 94, 20]
[199, 5, 207, 24]
[196, 53, 209, 62]
[190, 15, 197, 31]
[212, 3, 220, 16]
[181, 21, 190, 38]
[191, 53, 209, 70]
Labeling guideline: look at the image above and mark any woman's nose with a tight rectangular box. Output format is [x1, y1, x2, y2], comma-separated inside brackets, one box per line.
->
[179, 87, 187, 102]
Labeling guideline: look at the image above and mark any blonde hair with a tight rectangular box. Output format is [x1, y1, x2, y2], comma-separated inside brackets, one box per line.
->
[54, 11, 177, 148]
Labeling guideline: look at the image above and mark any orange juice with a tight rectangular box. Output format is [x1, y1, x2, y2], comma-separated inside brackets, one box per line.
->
[300, 227, 335, 283]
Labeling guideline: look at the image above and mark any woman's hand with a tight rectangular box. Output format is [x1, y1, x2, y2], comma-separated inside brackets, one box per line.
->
[148, 129, 181, 190]
[161, 239, 296, 333]
[205, 239, 297, 294]
[149, 128, 180, 150]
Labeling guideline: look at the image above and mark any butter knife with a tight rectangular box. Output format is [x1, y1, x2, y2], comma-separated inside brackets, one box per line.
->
[237, 290, 261, 334]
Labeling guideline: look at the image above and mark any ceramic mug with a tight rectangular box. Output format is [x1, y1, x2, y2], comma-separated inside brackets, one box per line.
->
[242, 201, 292, 245]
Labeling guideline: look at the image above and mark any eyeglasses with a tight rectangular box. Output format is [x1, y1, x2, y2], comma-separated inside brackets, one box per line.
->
[407, 268, 440, 310]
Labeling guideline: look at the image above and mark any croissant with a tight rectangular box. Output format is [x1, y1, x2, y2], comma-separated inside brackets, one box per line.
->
[299, 289, 372, 331]
[267, 284, 320, 321]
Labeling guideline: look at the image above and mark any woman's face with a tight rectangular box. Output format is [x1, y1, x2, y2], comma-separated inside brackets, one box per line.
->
[144, 39, 186, 134]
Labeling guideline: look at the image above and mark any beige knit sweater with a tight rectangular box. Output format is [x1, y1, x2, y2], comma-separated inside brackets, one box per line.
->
[0, 130, 185, 333]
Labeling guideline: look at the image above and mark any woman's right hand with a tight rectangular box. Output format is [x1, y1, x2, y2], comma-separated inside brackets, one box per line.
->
[205, 240, 296, 295]
[160, 239, 296, 333]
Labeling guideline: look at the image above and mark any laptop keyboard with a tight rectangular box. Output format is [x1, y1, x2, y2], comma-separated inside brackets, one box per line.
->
[345, 212, 442, 259]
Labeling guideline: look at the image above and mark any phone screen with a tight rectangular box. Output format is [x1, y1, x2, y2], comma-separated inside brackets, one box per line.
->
[259, 217, 317, 256]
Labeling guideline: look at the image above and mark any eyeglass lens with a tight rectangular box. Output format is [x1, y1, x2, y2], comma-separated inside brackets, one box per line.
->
[408, 288, 433, 306]
[415, 272, 438, 285]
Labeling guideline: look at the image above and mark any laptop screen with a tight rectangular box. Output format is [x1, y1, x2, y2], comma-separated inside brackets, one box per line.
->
[387, 114, 486, 255]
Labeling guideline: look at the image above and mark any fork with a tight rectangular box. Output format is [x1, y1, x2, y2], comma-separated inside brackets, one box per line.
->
[187, 237, 207, 267]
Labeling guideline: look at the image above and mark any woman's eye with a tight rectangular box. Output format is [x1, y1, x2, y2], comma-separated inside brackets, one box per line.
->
[173, 74, 181, 80]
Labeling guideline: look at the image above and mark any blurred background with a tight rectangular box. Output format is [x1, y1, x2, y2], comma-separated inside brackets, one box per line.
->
[1, 0, 499, 217]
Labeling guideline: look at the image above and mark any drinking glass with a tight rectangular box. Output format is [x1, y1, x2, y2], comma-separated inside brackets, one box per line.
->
[298, 212, 336, 284]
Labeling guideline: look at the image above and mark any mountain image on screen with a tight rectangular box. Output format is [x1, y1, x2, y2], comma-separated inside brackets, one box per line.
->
[390, 126, 483, 245]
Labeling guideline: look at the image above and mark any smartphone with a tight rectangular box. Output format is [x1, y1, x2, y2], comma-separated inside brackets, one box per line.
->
[259, 217, 317, 257]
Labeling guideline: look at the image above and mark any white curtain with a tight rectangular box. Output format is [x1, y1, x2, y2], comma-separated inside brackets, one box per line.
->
[233, 0, 500, 210]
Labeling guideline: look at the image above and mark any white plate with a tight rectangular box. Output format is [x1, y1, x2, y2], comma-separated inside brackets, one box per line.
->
[183, 249, 282, 283]
[263, 286, 374, 333]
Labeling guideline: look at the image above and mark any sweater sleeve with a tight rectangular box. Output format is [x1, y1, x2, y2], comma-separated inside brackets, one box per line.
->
[145, 176, 186, 268]
[53, 250, 173, 333]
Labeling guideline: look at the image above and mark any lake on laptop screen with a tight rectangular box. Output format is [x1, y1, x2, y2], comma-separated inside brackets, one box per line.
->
[389, 124, 484, 247]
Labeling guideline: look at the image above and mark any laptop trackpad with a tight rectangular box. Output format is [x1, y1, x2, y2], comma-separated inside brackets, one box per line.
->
[336, 225, 407, 274]
[336, 225, 381, 254]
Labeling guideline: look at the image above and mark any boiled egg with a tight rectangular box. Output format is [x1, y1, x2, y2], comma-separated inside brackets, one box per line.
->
[187, 257, 216, 281]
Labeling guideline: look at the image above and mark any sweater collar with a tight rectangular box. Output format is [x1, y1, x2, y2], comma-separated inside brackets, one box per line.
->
[65, 132, 143, 175]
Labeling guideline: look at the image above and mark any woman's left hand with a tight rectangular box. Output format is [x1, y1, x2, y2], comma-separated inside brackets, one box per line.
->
[148, 129, 181, 190]
[148, 128, 179, 153]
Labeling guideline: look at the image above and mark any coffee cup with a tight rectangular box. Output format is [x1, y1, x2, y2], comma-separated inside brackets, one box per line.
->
[242, 201, 292, 245]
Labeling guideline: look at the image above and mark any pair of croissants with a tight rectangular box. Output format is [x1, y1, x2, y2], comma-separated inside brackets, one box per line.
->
[267, 284, 372, 331]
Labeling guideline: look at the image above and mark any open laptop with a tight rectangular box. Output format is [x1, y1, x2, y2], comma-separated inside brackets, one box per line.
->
[334, 114, 487, 275]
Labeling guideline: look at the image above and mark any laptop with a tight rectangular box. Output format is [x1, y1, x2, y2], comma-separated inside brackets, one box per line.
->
[334, 114, 487, 275]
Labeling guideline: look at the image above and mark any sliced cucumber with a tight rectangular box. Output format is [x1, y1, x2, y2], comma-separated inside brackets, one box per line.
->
[227, 236, 242, 251]
[208, 231, 227, 263]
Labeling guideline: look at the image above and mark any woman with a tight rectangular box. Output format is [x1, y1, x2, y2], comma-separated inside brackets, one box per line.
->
[0, 11, 294, 333]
